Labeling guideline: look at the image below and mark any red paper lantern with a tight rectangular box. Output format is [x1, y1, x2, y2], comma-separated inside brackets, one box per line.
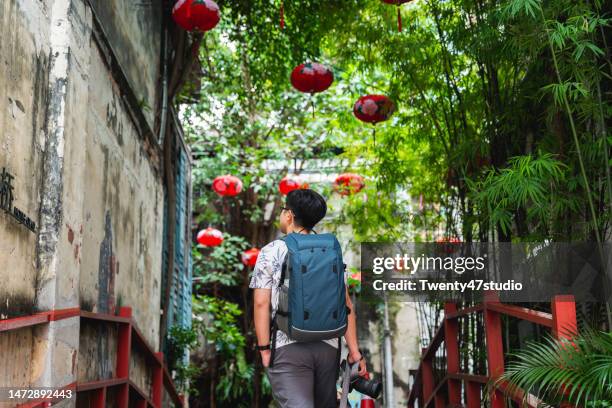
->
[279, 177, 308, 196]
[173, 0, 192, 29]
[436, 236, 461, 254]
[212, 175, 243, 197]
[172, 0, 220, 32]
[381, 0, 413, 32]
[353, 95, 396, 125]
[241, 248, 260, 267]
[197, 227, 224, 247]
[291, 63, 334, 94]
[436, 236, 461, 243]
[334, 173, 365, 196]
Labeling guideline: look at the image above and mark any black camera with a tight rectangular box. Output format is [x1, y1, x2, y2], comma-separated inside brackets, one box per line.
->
[350, 374, 382, 399]
[340, 360, 383, 399]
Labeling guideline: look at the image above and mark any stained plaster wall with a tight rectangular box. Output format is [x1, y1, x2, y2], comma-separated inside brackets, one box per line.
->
[0, 0, 53, 390]
[0, 0, 168, 393]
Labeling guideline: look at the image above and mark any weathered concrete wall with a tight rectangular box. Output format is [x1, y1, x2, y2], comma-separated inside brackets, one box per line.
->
[87, 0, 162, 129]
[0, 0, 50, 318]
[0, 328, 34, 387]
[79, 39, 164, 348]
[130, 347, 153, 394]
[0, 0, 51, 390]
[0, 0, 170, 396]
[31, 0, 91, 389]
[77, 320, 118, 383]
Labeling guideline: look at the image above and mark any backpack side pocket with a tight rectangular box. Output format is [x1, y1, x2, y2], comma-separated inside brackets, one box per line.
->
[276, 283, 290, 335]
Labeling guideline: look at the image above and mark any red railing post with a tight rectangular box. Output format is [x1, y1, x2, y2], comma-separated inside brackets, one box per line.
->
[466, 381, 481, 408]
[484, 292, 505, 408]
[117, 307, 133, 408]
[92, 387, 106, 408]
[153, 352, 164, 407]
[444, 302, 461, 405]
[421, 347, 435, 406]
[552, 295, 577, 408]
[551, 295, 577, 340]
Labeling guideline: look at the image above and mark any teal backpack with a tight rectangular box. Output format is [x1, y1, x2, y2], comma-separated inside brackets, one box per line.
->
[270, 233, 348, 365]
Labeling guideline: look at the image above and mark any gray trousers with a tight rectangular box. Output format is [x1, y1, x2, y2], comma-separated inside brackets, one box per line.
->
[266, 342, 339, 408]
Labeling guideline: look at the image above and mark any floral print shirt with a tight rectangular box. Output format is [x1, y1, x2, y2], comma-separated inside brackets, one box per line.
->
[249, 239, 346, 349]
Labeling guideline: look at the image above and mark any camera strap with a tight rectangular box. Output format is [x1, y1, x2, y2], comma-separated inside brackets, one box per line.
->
[269, 318, 278, 368]
[338, 360, 358, 408]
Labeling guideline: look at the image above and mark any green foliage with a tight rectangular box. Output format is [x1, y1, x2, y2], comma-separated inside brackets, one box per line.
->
[192, 295, 256, 404]
[168, 325, 200, 353]
[347, 267, 361, 295]
[193, 234, 249, 287]
[467, 153, 573, 239]
[166, 326, 201, 393]
[498, 330, 612, 406]
[174, 363, 202, 396]
[215, 359, 254, 405]
[193, 295, 245, 353]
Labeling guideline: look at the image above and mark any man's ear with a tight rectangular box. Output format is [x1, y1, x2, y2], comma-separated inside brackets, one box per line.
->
[287, 211, 294, 226]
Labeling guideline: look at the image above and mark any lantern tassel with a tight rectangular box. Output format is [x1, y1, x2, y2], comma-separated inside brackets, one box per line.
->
[372, 126, 376, 147]
[397, 6, 402, 32]
[311, 96, 315, 119]
[280, 1, 285, 30]
[222, 198, 229, 217]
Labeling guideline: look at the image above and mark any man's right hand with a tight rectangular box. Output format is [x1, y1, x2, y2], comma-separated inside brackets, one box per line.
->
[348, 350, 367, 377]
[260, 349, 272, 368]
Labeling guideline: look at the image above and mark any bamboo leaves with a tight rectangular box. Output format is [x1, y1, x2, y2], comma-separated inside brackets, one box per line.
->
[467, 153, 567, 237]
[503, 0, 542, 19]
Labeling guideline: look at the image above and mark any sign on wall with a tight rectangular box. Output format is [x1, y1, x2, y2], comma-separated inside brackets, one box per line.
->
[0, 167, 36, 233]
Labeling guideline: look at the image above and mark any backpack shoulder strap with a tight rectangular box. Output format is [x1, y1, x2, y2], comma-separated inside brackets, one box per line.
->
[278, 235, 298, 288]
[278, 236, 295, 287]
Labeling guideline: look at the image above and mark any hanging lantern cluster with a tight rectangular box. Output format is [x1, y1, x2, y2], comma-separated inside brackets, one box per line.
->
[197, 227, 224, 247]
[381, 0, 413, 32]
[212, 175, 243, 197]
[334, 173, 365, 196]
[172, 0, 220, 32]
[193, 7, 401, 246]
[279, 176, 309, 196]
[241, 248, 261, 267]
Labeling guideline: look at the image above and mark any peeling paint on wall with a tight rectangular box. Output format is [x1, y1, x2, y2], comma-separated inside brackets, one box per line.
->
[97, 211, 115, 314]
[0, 293, 36, 319]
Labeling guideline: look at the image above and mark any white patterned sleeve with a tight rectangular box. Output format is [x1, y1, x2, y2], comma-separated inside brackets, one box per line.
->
[249, 242, 275, 289]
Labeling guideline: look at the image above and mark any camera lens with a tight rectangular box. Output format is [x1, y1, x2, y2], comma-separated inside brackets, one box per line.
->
[351, 376, 382, 399]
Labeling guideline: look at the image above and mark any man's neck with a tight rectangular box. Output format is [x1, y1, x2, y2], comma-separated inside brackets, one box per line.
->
[288, 226, 310, 234]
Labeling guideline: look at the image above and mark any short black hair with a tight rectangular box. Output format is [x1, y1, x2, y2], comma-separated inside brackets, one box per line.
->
[285, 189, 327, 230]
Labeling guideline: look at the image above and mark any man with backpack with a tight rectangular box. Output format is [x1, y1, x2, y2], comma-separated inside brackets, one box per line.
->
[250, 189, 367, 408]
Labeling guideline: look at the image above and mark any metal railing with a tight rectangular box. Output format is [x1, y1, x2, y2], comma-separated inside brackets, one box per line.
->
[1, 306, 184, 408]
[406, 293, 577, 408]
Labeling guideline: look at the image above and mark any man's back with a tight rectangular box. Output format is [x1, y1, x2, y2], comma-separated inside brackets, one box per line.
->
[250, 189, 367, 408]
